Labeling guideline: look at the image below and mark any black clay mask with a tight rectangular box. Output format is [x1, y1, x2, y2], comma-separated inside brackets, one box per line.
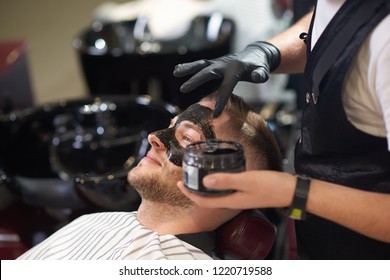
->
[153, 104, 216, 166]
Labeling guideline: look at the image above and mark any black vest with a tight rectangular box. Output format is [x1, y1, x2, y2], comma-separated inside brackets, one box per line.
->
[294, 0, 390, 259]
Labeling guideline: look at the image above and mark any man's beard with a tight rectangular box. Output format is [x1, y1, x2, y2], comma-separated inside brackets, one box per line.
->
[127, 166, 194, 208]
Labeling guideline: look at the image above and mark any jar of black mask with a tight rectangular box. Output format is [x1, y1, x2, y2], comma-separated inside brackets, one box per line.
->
[183, 140, 245, 195]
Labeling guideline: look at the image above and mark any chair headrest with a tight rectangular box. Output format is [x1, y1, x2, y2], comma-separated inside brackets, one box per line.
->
[214, 209, 276, 260]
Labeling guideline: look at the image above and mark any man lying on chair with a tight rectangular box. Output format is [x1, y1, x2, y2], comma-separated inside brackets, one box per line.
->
[17, 91, 282, 260]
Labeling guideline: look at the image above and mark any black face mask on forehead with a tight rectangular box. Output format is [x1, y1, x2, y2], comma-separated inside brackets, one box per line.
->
[153, 104, 216, 166]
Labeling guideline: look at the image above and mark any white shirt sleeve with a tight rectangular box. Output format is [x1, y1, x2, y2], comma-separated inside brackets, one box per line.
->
[343, 14, 390, 151]
[313, 1, 390, 151]
[371, 16, 390, 151]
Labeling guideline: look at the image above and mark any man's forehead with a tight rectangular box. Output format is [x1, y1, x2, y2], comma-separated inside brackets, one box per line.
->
[175, 103, 213, 124]
[173, 101, 231, 131]
[174, 102, 215, 139]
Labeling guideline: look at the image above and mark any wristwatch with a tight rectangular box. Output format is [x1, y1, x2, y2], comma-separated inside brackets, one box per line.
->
[284, 175, 311, 220]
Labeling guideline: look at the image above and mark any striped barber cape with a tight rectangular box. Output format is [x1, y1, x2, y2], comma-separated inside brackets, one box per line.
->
[17, 211, 213, 260]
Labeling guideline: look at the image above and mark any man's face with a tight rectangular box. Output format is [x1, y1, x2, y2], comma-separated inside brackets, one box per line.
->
[127, 101, 228, 207]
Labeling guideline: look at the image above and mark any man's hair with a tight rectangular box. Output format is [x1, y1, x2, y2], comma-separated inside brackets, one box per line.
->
[202, 92, 283, 171]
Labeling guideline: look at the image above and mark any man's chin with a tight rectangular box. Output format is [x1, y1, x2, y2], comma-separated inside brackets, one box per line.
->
[127, 167, 144, 186]
[127, 170, 194, 208]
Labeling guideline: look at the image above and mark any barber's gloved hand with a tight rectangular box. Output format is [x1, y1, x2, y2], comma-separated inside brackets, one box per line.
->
[173, 41, 281, 116]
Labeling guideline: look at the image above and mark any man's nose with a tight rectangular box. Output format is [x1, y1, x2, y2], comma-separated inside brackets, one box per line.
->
[148, 132, 166, 150]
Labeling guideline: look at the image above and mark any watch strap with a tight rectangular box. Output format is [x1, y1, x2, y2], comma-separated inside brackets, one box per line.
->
[286, 175, 311, 220]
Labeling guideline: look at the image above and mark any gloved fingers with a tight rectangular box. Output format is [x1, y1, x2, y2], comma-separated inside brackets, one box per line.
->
[250, 66, 270, 83]
[213, 62, 245, 117]
[213, 79, 237, 117]
[173, 59, 210, 77]
[179, 66, 223, 93]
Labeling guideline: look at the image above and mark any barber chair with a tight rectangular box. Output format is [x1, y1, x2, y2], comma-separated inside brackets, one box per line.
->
[215, 209, 276, 260]
[74, 14, 235, 109]
[0, 95, 178, 252]
[215, 209, 296, 260]
[0, 228, 28, 260]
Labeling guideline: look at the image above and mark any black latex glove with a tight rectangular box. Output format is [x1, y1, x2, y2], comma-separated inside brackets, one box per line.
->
[173, 41, 281, 117]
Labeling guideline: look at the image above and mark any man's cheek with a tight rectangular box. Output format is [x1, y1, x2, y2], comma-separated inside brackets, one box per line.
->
[167, 146, 184, 167]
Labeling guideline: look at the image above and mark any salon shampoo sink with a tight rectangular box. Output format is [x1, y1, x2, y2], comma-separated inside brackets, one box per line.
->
[0, 95, 178, 211]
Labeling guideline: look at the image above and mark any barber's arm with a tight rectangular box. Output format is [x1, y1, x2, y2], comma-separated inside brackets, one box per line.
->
[177, 170, 390, 243]
[173, 12, 313, 116]
[267, 11, 312, 74]
[305, 177, 390, 243]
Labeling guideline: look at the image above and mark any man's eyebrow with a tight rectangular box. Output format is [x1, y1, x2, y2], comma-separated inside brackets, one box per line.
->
[180, 121, 204, 134]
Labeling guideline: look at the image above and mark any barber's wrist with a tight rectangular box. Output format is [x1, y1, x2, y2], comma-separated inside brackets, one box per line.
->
[283, 175, 311, 220]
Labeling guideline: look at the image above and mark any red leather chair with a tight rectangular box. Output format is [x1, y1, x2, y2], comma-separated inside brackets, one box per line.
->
[0, 228, 28, 260]
[214, 209, 297, 260]
[214, 209, 276, 260]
